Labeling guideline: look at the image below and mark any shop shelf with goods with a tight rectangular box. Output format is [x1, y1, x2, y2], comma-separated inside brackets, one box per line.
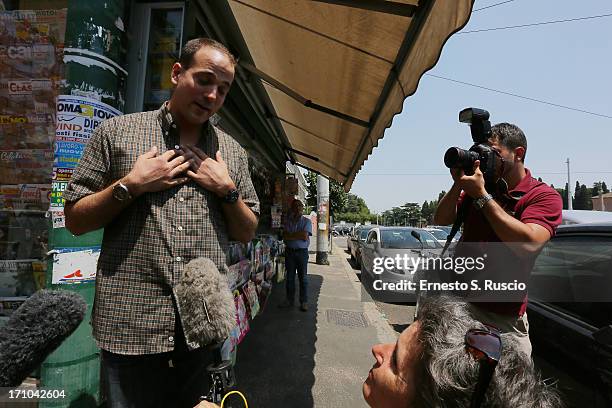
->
[221, 235, 282, 364]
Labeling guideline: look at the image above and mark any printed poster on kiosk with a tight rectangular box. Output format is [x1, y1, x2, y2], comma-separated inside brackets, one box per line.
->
[51, 95, 122, 218]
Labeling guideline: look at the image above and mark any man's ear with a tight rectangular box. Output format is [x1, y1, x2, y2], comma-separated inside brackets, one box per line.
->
[515, 146, 526, 162]
[170, 62, 183, 86]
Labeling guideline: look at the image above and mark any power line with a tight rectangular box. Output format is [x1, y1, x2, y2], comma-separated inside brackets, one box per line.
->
[424, 73, 612, 120]
[459, 13, 612, 34]
[359, 171, 612, 176]
[473, 0, 516, 13]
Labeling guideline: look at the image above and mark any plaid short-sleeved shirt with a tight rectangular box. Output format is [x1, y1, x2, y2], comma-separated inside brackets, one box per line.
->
[63, 104, 259, 355]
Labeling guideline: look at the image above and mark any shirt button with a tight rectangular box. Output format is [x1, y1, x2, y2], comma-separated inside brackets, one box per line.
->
[177, 226, 183, 231]
[175, 256, 182, 262]
[174, 144, 180, 150]
[168, 336, 174, 342]
[179, 197, 185, 202]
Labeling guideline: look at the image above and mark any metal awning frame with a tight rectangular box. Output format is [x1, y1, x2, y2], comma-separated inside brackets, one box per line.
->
[197, 0, 474, 188]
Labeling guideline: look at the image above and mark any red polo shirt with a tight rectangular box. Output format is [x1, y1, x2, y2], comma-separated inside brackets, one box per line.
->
[457, 169, 563, 316]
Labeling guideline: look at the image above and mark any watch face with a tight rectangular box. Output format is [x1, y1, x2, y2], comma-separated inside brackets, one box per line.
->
[225, 188, 239, 203]
[113, 183, 130, 201]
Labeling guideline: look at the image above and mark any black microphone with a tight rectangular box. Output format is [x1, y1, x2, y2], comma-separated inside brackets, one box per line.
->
[175, 257, 236, 347]
[0, 289, 87, 387]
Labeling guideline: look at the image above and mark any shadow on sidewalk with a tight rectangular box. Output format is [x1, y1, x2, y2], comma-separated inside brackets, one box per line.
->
[234, 275, 323, 407]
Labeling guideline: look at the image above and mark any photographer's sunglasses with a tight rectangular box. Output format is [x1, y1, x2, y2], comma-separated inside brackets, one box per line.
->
[465, 325, 502, 408]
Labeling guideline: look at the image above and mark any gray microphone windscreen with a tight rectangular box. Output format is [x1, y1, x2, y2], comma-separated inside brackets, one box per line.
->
[175, 258, 236, 347]
[0, 290, 87, 387]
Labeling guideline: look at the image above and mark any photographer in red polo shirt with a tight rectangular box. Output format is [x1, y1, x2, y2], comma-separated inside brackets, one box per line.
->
[434, 122, 562, 356]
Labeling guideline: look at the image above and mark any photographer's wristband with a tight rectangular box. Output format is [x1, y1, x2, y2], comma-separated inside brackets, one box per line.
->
[473, 193, 493, 210]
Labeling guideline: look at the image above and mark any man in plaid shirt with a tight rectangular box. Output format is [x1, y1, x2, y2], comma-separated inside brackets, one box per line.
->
[64, 38, 259, 407]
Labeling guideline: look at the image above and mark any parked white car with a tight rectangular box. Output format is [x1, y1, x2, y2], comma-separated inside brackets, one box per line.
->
[423, 226, 461, 244]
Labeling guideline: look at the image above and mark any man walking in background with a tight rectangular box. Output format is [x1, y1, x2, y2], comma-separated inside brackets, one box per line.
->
[280, 198, 312, 311]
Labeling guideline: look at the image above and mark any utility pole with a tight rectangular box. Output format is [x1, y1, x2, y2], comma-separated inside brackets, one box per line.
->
[566, 158, 573, 210]
[316, 175, 330, 265]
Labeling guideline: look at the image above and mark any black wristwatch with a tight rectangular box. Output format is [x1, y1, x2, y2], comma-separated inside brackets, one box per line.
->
[112, 181, 132, 202]
[223, 188, 239, 204]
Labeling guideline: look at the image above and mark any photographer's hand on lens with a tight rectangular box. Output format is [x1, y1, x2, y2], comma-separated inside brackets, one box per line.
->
[456, 160, 487, 199]
[123, 146, 192, 196]
[450, 167, 464, 183]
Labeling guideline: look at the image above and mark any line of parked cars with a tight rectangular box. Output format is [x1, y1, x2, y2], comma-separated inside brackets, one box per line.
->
[404, 211, 612, 406]
[346, 224, 454, 302]
[348, 212, 612, 405]
[527, 210, 612, 407]
[348, 224, 461, 269]
[347, 224, 375, 267]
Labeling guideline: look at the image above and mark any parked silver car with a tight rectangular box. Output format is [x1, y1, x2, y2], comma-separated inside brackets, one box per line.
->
[346, 225, 375, 267]
[348, 225, 375, 267]
[360, 227, 442, 302]
[561, 209, 612, 225]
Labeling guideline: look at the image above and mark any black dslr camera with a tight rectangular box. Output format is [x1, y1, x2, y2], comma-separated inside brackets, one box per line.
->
[444, 108, 501, 191]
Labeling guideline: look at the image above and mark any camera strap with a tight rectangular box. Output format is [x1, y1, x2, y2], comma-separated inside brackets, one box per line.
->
[441, 196, 471, 257]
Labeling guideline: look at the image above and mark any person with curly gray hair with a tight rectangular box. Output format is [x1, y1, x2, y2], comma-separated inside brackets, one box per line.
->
[363, 296, 563, 408]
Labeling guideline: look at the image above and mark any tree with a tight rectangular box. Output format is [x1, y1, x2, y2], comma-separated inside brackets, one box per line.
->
[334, 192, 374, 224]
[581, 184, 593, 210]
[305, 171, 317, 209]
[304, 171, 348, 216]
[592, 181, 610, 197]
[572, 181, 581, 209]
[592, 182, 601, 198]
[427, 191, 447, 224]
[329, 179, 348, 216]
[573, 182, 592, 210]
[345, 193, 369, 214]
[401, 202, 421, 226]
[421, 201, 434, 224]
[554, 186, 567, 210]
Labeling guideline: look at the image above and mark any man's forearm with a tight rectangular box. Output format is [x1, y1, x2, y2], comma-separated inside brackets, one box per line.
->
[481, 200, 541, 242]
[434, 183, 462, 225]
[221, 199, 258, 243]
[284, 231, 308, 241]
[64, 180, 135, 235]
[480, 200, 550, 258]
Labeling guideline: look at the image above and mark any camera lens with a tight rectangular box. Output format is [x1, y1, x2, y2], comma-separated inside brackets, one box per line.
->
[444, 147, 472, 169]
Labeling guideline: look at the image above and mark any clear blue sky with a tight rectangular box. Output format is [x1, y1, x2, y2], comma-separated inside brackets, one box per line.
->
[349, 0, 612, 214]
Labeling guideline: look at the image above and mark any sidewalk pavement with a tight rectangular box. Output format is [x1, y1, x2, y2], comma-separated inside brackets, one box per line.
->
[234, 245, 398, 408]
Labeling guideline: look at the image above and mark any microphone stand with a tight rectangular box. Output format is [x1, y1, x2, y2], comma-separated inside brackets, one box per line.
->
[200, 342, 237, 407]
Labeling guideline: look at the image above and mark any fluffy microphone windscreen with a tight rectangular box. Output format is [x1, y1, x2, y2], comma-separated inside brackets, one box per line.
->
[0, 290, 87, 387]
[175, 258, 236, 347]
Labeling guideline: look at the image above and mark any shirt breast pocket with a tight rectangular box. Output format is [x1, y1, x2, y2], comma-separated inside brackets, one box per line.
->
[111, 142, 139, 179]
